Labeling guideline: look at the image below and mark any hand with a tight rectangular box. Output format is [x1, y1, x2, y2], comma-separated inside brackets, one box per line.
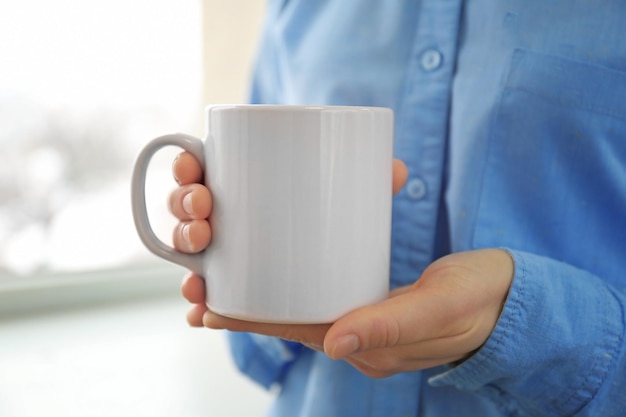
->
[192, 249, 513, 378]
[325, 249, 514, 376]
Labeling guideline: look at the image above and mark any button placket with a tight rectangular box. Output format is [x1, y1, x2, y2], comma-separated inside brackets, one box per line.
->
[391, 0, 464, 278]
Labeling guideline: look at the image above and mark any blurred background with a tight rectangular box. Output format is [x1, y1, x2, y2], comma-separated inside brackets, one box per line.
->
[0, 1, 273, 416]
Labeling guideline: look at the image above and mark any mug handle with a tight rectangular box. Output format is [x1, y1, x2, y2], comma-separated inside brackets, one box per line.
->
[131, 133, 206, 275]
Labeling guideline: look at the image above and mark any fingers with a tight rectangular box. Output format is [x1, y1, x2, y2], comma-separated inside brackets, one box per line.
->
[170, 153, 212, 253]
[202, 309, 331, 348]
[392, 159, 409, 195]
[169, 183, 212, 221]
[322, 292, 474, 379]
[181, 272, 208, 327]
[173, 150, 208, 326]
[181, 272, 206, 303]
[324, 299, 402, 360]
[187, 303, 209, 327]
[173, 151, 203, 185]
[343, 350, 464, 379]
[323, 289, 452, 360]
[173, 220, 211, 253]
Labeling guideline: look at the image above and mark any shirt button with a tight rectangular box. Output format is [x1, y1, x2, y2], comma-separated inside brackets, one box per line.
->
[420, 49, 443, 71]
[406, 177, 427, 200]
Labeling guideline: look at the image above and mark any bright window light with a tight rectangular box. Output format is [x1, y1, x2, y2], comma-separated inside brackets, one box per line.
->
[0, 0, 203, 276]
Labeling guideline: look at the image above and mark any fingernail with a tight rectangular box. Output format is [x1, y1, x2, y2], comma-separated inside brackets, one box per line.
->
[182, 223, 195, 252]
[330, 334, 360, 359]
[183, 193, 193, 215]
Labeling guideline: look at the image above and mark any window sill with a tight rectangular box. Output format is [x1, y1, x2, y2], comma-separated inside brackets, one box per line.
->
[0, 287, 272, 417]
[0, 262, 186, 318]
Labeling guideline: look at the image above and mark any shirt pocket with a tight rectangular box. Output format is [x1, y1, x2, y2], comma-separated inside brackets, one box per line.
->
[473, 49, 626, 279]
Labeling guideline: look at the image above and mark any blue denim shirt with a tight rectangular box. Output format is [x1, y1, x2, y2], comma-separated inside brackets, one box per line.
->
[228, 1, 626, 416]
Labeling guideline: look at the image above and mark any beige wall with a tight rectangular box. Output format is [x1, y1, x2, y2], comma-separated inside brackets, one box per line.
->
[201, 0, 266, 105]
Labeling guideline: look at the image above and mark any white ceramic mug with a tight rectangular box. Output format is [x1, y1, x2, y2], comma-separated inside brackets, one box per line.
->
[131, 105, 393, 323]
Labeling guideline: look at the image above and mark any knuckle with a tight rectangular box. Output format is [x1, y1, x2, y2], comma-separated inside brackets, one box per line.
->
[367, 315, 401, 350]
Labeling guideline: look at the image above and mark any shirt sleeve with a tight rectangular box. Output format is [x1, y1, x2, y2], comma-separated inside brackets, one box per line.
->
[227, 332, 303, 389]
[429, 249, 626, 417]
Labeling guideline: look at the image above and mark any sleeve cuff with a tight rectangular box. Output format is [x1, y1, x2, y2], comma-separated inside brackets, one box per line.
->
[428, 249, 624, 416]
[227, 332, 302, 389]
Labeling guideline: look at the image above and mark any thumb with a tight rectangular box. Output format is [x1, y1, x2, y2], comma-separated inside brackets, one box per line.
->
[323, 290, 437, 360]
